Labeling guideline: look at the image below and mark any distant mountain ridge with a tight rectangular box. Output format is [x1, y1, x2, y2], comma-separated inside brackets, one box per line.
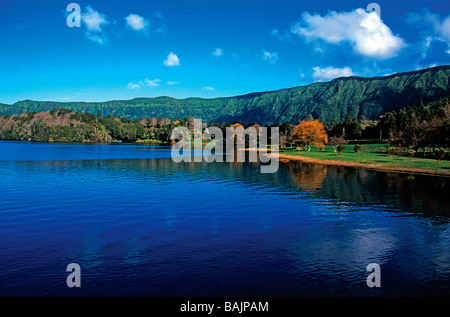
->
[1, 65, 449, 125]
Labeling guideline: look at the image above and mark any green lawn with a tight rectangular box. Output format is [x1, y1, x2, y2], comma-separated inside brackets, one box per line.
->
[282, 144, 450, 172]
[136, 139, 165, 144]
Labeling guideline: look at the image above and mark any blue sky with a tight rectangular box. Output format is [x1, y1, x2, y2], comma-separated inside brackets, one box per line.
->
[0, 0, 449, 104]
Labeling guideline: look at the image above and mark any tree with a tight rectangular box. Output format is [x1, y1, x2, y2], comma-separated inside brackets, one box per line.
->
[158, 117, 172, 128]
[328, 136, 348, 152]
[381, 112, 397, 139]
[149, 117, 158, 127]
[279, 122, 294, 147]
[434, 148, 446, 163]
[231, 122, 244, 129]
[292, 119, 328, 151]
[336, 144, 346, 155]
[343, 114, 362, 140]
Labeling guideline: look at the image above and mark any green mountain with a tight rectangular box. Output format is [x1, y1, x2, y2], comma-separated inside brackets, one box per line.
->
[1, 65, 449, 125]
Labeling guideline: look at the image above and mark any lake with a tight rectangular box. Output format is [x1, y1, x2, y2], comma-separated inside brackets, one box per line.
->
[0, 141, 449, 296]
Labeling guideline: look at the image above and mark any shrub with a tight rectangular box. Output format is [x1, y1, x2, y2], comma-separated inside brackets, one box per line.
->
[387, 146, 399, 157]
[406, 149, 416, 160]
[354, 144, 361, 153]
[434, 148, 446, 163]
[336, 144, 346, 155]
[328, 136, 348, 152]
[328, 136, 348, 146]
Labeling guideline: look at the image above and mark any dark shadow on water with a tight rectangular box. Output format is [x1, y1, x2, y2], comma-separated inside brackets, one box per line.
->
[8, 152, 450, 222]
[286, 161, 450, 220]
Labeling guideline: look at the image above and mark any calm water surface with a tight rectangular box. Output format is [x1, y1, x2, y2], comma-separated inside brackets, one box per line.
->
[0, 141, 449, 296]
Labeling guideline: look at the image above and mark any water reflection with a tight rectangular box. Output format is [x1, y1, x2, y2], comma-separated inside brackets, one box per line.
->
[1, 143, 449, 296]
[11, 156, 450, 221]
[287, 162, 327, 192]
[283, 161, 450, 220]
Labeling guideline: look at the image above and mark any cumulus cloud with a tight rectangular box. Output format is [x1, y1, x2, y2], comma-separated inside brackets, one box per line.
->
[312, 66, 356, 81]
[212, 48, 223, 57]
[76, 8, 167, 44]
[81, 6, 109, 44]
[164, 52, 180, 67]
[127, 82, 141, 90]
[127, 78, 161, 89]
[407, 10, 450, 54]
[125, 14, 148, 31]
[166, 81, 179, 86]
[270, 27, 292, 41]
[143, 78, 161, 87]
[291, 8, 406, 59]
[262, 50, 278, 63]
[82, 6, 108, 32]
[271, 28, 280, 37]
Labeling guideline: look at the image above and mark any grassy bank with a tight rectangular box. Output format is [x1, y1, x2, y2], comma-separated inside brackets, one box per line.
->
[135, 139, 166, 144]
[280, 144, 450, 176]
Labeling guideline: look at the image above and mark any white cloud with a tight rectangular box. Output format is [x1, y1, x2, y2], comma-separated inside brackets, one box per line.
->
[85, 33, 108, 45]
[202, 86, 215, 91]
[127, 78, 161, 89]
[166, 81, 179, 86]
[271, 27, 292, 41]
[127, 82, 141, 90]
[271, 28, 279, 37]
[82, 6, 108, 32]
[125, 14, 148, 31]
[443, 19, 450, 45]
[212, 48, 223, 57]
[81, 6, 109, 45]
[164, 52, 180, 67]
[153, 11, 167, 33]
[291, 8, 406, 59]
[312, 66, 356, 81]
[408, 11, 450, 42]
[407, 10, 450, 55]
[418, 36, 434, 60]
[143, 78, 161, 87]
[262, 50, 278, 64]
[298, 68, 305, 79]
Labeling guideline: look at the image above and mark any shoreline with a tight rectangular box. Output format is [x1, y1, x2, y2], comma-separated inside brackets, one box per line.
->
[274, 153, 450, 177]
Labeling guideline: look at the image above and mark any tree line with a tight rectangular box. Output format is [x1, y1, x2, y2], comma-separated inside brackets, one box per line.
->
[0, 96, 449, 161]
[276, 96, 450, 160]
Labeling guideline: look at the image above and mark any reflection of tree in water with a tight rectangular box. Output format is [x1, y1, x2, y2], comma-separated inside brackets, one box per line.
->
[377, 172, 450, 219]
[287, 162, 327, 192]
[21, 156, 450, 220]
[136, 159, 450, 220]
[318, 166, 450, 219]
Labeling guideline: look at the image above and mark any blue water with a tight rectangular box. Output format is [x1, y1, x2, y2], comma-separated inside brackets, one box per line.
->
[0, 141, 449, 297]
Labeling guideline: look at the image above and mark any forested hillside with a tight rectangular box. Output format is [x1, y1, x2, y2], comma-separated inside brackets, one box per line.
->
[1, 96, 449, 149]
[1, 66, 449, 125]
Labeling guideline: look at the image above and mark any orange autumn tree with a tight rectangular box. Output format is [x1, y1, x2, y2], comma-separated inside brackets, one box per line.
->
[230, 123, 244, 129]
[292, 119, 328, 151]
